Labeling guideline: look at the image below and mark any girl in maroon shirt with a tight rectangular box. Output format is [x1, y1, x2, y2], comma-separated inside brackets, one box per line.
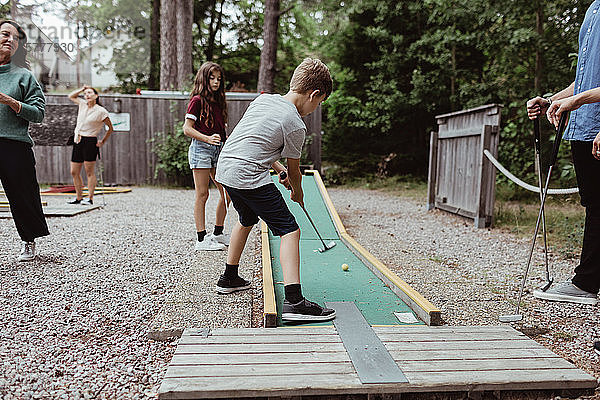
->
[183, 62, 230, 251]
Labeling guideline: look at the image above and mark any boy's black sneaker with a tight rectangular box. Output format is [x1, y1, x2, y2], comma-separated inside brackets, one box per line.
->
[594, 341, 600, 356]
[282, 298, 336, 322]
[216, 275, 251, 294]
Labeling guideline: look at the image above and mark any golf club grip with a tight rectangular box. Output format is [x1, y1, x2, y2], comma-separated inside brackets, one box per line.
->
[550, 112, 568, 166]
[279, 170, 292, 190]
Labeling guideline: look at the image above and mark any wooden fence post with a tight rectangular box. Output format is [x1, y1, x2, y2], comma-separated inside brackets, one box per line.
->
[475, 125, 493, 228]
[427, 131, 439, 211]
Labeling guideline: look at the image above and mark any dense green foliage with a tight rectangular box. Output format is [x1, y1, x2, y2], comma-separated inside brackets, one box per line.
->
[150, 119, 193, 187]
[321, 0, 592, 189]
[43, 0, 596, 190]
[0, 3, 8, 19]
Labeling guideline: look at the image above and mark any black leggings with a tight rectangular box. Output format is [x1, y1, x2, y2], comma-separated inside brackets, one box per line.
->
[0, 138, 49, 242]
[570, 141, 600, 294]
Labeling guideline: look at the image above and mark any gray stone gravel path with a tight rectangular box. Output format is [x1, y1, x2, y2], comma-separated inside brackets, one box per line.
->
[328, 187, 600, 391]
[1, 186, 598, 398]
[0, 187, 258, 399]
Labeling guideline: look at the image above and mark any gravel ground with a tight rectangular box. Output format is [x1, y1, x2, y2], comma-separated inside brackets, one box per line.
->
[0, 187, 259, 399]
[0, 186, 598, 398]
[328, 187, 600, 397]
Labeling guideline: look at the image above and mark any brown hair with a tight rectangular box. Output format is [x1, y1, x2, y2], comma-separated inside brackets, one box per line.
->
[189, 62, 228, 128]
[0, 20, 29, 69]
[289, 58, 333, 100]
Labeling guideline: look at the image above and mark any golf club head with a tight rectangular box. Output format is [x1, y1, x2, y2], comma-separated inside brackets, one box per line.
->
[498, 314, 523, 323]
[539, 278, 554, 292]
[316, 241, 336, 253]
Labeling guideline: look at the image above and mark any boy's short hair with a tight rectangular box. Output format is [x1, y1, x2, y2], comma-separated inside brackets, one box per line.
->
[289, 58, 333, 100]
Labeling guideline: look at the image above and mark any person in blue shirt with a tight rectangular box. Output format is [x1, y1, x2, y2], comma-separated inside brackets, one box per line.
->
[526, 0, 600, 355]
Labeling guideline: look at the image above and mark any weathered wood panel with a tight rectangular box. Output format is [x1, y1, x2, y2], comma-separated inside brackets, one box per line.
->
[428, 104, 501, 227]
[158, 326, 596, 399]
[31, 94, 322, 185]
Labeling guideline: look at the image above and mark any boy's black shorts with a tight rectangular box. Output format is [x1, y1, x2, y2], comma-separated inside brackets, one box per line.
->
[223, 183, 299, 236]
[71, 136, 99, 163]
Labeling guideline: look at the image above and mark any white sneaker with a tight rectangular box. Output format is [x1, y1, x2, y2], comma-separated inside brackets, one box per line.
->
[212, 233, 230, 246]
[81, 198, 93, 205]
[18, 241, 35, 262]
[195, 236, 226, 251]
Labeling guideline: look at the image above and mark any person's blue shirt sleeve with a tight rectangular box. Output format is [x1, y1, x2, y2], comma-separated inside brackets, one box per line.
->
[565, 0, 600, 141]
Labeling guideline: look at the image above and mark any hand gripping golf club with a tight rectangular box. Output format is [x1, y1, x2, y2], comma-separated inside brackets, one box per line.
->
[279, 171, 336, 253]
[533, 118, 553, 292]
[499, 112, 568, 323]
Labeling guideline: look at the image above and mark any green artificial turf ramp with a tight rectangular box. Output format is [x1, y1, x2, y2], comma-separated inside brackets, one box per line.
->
[268, 174, 424, 327]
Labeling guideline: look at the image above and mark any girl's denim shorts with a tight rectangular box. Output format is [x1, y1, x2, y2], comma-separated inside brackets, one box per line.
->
[188, 139, 222, 169]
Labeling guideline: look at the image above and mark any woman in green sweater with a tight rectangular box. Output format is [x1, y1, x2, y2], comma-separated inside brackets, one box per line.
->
[0, 20, 48, 261]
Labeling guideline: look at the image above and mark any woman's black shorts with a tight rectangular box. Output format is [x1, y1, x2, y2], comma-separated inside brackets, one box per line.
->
[71, 136, 99, 163]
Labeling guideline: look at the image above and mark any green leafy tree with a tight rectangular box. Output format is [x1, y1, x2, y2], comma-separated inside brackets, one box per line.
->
[0, 2, 9, 19]
[322, 0, 593, 185]
[50, 0, 152, 91]
[323, 0, 430, 175]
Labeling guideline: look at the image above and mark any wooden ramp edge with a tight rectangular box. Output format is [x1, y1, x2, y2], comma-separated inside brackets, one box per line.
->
[309, 170, 441, 325]
[158, 325, 597, 399]
[0, 204, 101, 218]
[261, 221, 277, 327]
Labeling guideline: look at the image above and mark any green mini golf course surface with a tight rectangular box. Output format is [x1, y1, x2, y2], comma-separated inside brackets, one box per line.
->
[268, 174, 424, 327]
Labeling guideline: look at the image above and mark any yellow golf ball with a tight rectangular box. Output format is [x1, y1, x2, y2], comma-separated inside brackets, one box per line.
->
[342, 263, 349, 271]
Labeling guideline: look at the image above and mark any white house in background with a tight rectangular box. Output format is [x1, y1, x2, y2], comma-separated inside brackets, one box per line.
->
[81, 31, 131, 90]
[20, 15, 78, 90]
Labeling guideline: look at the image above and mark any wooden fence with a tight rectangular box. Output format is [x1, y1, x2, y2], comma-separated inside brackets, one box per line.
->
[30, 93, 322, 185]
[427, 104, 502, 228]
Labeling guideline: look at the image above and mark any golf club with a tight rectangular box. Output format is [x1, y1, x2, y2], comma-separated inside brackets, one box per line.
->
[279, 171, 336, 253]
[499, 112, 568, 323]
[533, 118, 553, 292]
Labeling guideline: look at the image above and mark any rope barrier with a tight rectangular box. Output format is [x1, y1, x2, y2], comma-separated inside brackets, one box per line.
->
[483, 149, 579, 195]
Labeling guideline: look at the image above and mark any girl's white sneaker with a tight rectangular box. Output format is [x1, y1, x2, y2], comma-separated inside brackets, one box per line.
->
[211, 233, 230, 246]
[194, 236, 226, 251]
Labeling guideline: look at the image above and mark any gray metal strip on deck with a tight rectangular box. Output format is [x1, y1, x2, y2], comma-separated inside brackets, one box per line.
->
[326, 301, 408, 384]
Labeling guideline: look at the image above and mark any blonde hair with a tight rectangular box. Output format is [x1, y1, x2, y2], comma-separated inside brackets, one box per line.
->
[289, 58, 333, 100]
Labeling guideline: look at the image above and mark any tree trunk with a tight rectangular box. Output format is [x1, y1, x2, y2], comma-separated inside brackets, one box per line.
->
[206, 0, 225, 61]
[10, 0, 17, 19]
[450, 42, 456, 106]
[205, 0, 218, 61]
[534, 1, 543, 92]
[176, 0, 193, 88]
[257, 0, 280, 93]
[149, 0, 160, 90]
[160, 0, 177, 90]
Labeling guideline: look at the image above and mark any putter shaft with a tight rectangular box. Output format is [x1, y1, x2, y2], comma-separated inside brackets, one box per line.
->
[501, 113, 568, 322]
[533, 119, 551, 285]
[279, 170, 333, 252]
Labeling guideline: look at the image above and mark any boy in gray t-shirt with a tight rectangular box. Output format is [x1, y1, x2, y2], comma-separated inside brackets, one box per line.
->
[214, 58, 336, 322]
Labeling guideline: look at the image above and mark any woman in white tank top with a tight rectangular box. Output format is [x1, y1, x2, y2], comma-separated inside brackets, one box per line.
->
[66, 86, 114, 205]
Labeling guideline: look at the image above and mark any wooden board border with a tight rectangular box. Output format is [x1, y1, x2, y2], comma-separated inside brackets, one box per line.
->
[260, 221, 277, 327]
[309, 170, 442, 326]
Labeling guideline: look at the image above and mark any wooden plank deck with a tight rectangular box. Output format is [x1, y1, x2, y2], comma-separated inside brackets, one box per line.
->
[159, 325, 597, 399]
